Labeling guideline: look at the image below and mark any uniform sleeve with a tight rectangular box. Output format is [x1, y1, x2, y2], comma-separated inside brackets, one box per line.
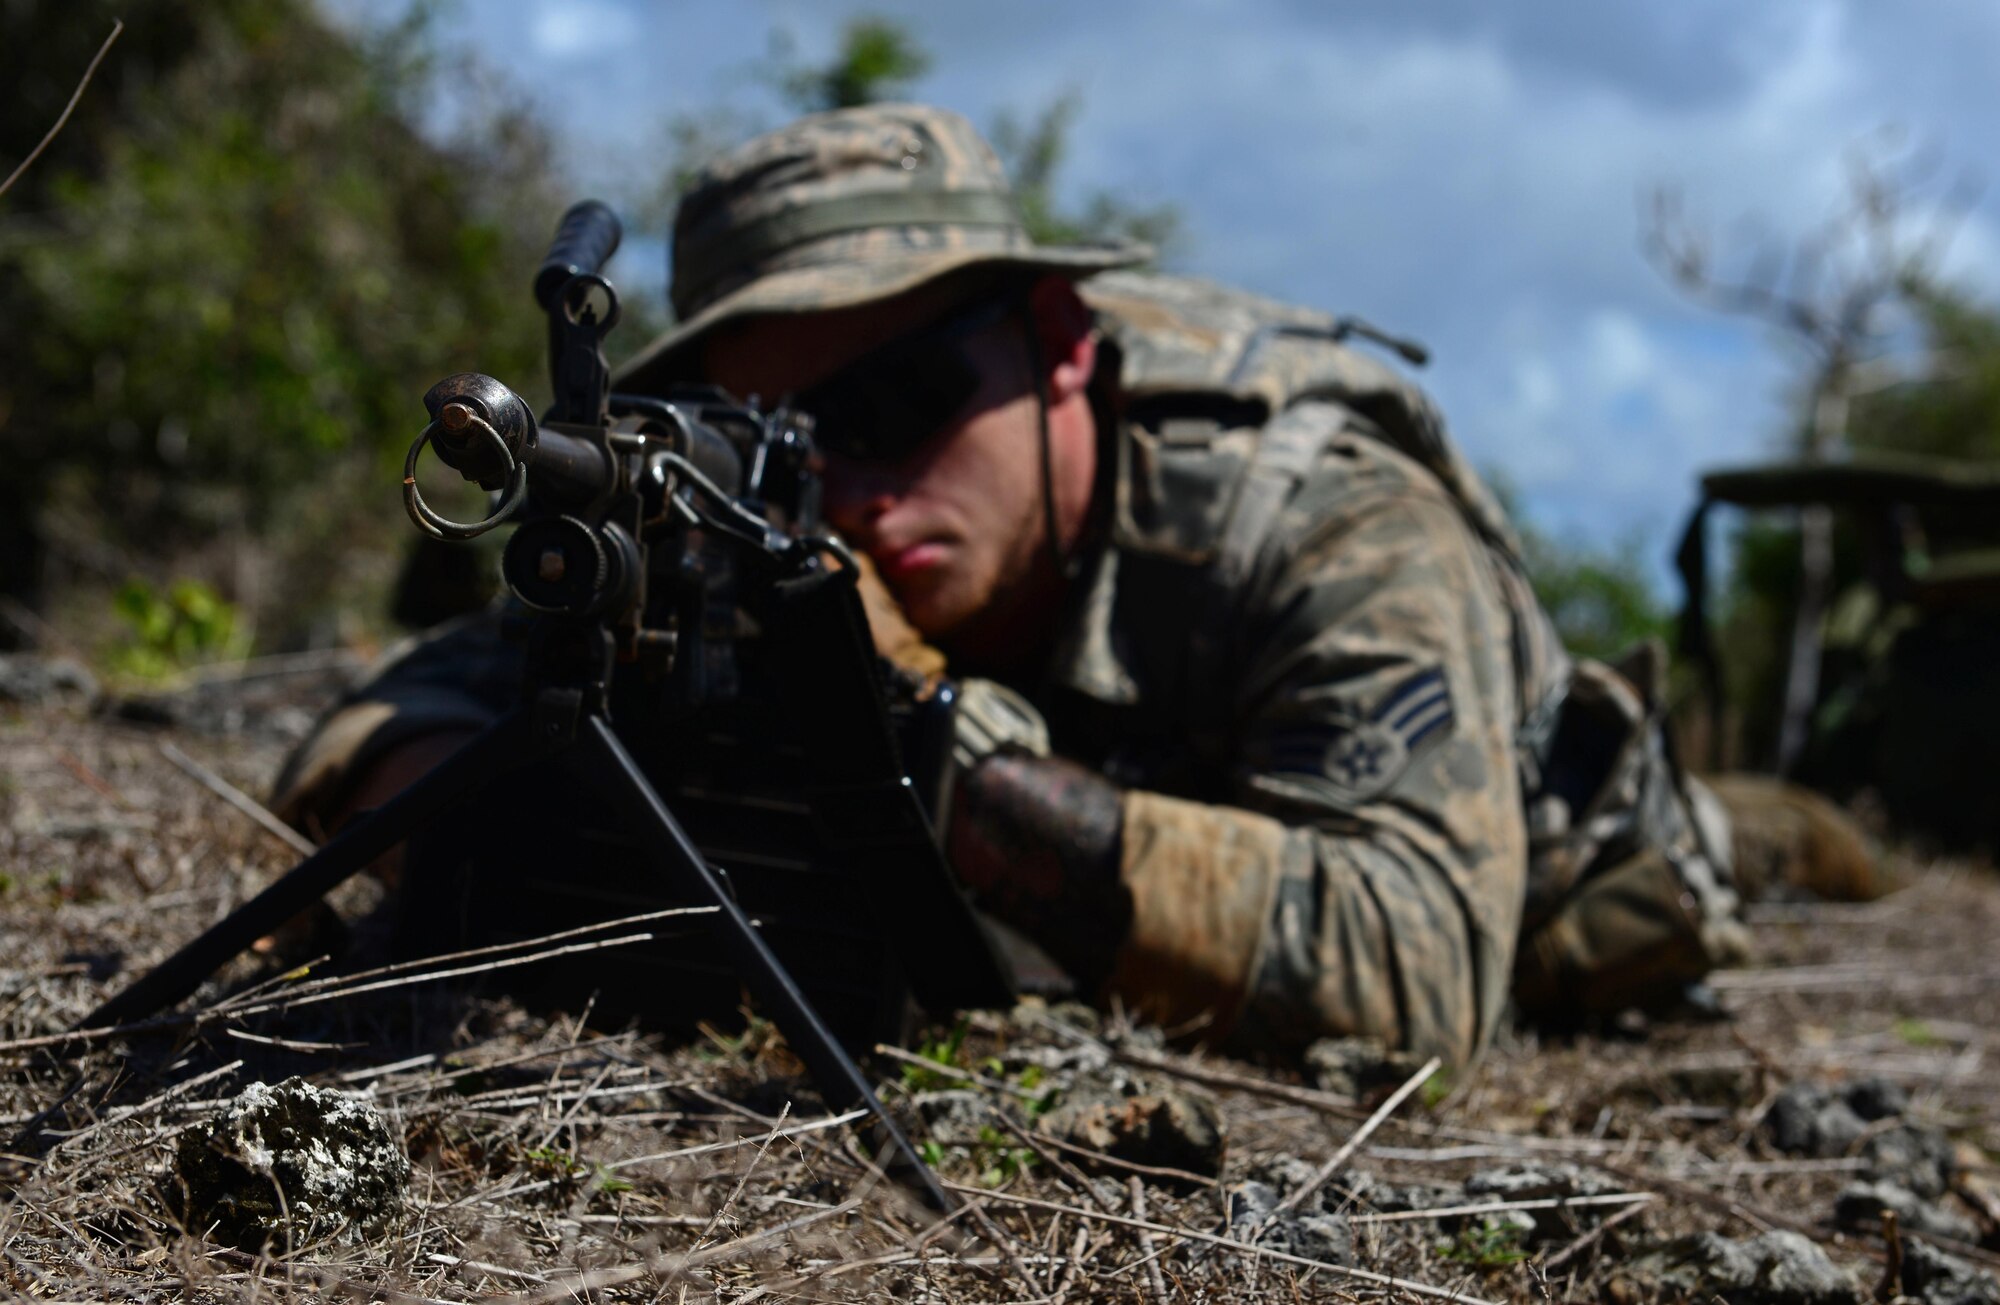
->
[270, 613, 520, 832]
[1102, 491, 1526, 1067]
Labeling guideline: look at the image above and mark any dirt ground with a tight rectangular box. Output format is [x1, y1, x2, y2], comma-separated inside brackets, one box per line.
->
[2, 665, 1997, 1303]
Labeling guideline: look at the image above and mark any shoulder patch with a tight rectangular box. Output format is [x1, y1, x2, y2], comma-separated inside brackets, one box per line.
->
[1262, 666, 1456, 804]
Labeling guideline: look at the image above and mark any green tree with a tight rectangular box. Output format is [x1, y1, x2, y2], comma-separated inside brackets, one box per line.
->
[1847, 282, 2000, 463]
[634, 15, 933, 239]
[1487, 476, 1669, 662]
[989, 93, 1180, 256]
[1519, 528, 1670, 663]
[2, 1, 561, 654]
[774, 16, 931, 113]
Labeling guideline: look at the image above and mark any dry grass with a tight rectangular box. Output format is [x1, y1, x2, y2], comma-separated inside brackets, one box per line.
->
[2, 681, 1996, 1302]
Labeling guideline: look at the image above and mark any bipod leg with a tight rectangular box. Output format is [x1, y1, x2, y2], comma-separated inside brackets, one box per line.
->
[77, 708, 553, 1031]
[571, 714, 953, 1213]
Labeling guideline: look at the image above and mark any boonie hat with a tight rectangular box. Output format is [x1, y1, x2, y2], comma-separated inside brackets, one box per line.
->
[615, 103, 1147, 392]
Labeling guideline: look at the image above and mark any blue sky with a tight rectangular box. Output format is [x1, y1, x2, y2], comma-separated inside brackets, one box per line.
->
[330, 1, 2000, 586]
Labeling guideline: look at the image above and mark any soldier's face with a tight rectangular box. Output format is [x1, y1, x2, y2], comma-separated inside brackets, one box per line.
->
[703, 289, 1054, 642]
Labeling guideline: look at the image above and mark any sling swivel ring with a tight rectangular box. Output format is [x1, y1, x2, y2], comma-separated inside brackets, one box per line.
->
[402, 409, 528, 540]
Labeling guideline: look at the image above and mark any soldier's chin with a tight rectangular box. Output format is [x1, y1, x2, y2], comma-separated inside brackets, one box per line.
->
[898, 577, 979, 643]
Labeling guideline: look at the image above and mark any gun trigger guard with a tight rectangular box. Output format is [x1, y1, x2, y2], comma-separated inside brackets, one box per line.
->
[403, 416, 528, 540]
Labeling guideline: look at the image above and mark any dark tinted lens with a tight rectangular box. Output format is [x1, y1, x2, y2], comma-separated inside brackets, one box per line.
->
[796, 298, 1012, 462]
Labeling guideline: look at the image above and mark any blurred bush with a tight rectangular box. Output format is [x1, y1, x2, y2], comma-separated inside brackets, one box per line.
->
[1519, 525, 1669, 664]
[1847, 284, 2000, 464]
[1484, 475, 1671, 664]
[108, 577, 247, 679]
[1, 1, 559, 656]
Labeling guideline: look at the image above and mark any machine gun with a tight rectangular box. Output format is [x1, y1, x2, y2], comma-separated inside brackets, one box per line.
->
[79, 201, 1014, 1211]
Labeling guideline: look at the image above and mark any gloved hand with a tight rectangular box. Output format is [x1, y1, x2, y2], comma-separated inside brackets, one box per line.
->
[950, 676, 1051, 771]
[940, 681, 1129, 994]
[843, 548, 949, 684]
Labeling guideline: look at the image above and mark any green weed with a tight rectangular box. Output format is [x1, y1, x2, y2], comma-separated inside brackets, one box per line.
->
[1895, 1018, 1940, 1047]
[1438, 1219, 1529, 1269]
[108, 578, 247, 678]
[900, 1019, 971, 1093]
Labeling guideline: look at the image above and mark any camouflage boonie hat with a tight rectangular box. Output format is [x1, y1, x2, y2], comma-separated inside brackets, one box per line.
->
[616, 103, 1148, 392]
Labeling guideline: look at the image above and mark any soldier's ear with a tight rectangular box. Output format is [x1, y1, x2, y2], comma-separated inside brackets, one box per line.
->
[1027, 275, 1097, 404]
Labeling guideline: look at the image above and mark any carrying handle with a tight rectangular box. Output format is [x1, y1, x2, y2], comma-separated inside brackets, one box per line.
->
[534, 200, 623, 310]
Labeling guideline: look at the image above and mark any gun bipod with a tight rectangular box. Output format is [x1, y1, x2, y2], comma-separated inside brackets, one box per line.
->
[76, 686, 954, 1214]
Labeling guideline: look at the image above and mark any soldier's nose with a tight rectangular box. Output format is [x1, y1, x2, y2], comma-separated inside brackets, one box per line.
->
[820, 459, 902, 533]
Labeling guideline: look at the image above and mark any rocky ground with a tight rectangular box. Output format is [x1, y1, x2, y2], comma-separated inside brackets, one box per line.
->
[2, 653, 1998, 1303]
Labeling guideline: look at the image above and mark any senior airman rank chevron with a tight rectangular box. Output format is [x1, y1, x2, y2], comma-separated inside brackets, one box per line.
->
[1262, 666, 1455, 804]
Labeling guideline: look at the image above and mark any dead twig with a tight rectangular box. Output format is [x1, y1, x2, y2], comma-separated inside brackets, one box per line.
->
[491, 1198, 863, 1303]
[984, 1105, 1119, 1214]
[1035, 1016, 1639, 1161]
[1541, 1197, 1651, 1275]
[0, 20, 123, 199]
[1352, 1193, 1653, 1226]
[0, 913, 715, 1061]
[427, 1252, 547, 1285]
[455, 1108, 868, 1207]
[875, 1042, 1047, 1099]
[1271, 1055, 1440, 1220]
[1054, 1021, 1368, 1121]
[157, 741, 315, 858]
[226, 908, 713, 1014]
[1049, 1221, 1089, 1305]
[40, 1058, 243, 1154]
[950, 1181, 1497, 1305]
[1033, 1129, 1221, 1188]
[695, 1099, 791, 1248]
[725, 1200, 979, 1304]
[1875, 1207, 1904, 1303]
[1128, 1175, 1171, 1299]
[52, 749, 127, 808]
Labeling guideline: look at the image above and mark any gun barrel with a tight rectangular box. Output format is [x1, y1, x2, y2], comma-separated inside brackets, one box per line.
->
[534, 200, 623, 309]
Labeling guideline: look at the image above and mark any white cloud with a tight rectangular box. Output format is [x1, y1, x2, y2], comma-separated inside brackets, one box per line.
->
[529, 0, 642, 58]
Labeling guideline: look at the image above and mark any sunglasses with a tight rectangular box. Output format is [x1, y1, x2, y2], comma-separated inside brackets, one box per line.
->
[793, 295, 1021, 463]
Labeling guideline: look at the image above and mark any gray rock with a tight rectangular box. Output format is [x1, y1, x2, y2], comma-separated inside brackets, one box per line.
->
[1227, 1178, 1282, 1226]
[1750, 1232, 1865, 1305]
[1303, 1036, 1427, 1101]
[1461, 1162, 1623, 1243]
[0, 655, 97, 706]
[1765, 1083, 1867, 1157]
[1111, 1024, 1168, 1052]
[1898, 1237, 2000, 1305]
[1765, 1077, 1912, 1159]
[1244, 1154, 1318, 1197]
[1623, 1231, 1860, 1305]
[1224, 1178, 1353, 1265]
[1863, 1122, 1957, 1200]
[1658, 1062, 1761, 1108]
[1846, 1077, 1909, 1122]
[1463, 1162, 1621, 1201]
[1328, 1169, 1458, 1216]
[168, 1077, 409, 1250]
[1833, 1180, 1981, 1245]
[1039, 1084, 1224, 1185]
[1267, 1213, 1354, 1265]
[1010, 1000, 1100, 1037]
[914, 1090, 995, 1148]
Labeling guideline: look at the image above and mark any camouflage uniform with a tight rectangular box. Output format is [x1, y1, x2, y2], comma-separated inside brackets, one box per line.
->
[277, 104, 1748, 1069]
